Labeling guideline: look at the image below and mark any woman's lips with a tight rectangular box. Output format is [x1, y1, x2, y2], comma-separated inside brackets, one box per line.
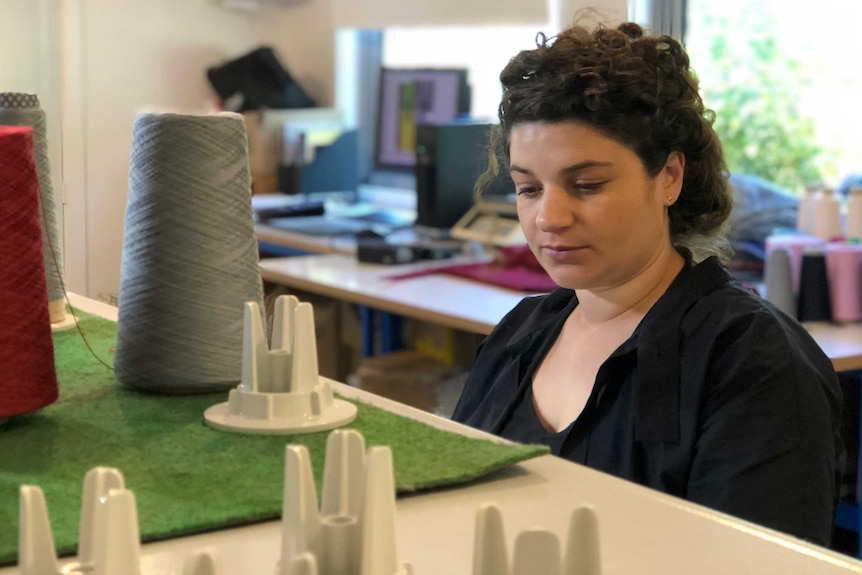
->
[541, 245, 588, 261]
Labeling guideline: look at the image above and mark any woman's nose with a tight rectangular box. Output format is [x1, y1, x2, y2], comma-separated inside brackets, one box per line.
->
[536, 186, 574, 232]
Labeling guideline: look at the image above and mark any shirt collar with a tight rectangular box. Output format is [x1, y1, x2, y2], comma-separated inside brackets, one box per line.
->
[503, 287, 578, 358]
[504, 257, 730, 350]
[502, 257, 732, 442]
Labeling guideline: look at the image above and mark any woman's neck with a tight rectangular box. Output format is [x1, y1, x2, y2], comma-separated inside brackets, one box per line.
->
[573, 246, 685, 326]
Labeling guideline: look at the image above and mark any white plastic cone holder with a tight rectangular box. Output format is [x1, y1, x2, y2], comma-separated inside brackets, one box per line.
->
[18, 466, 229, 575]
[472, 502, 601, 575]
[280, 429, 412, 575]
[204, 295, 357, 434]
[49, 299, 78, 333]
[18, 466, 142, 575]
[182, 549, 224, 575]
[18, 486, 57, 575]
[287, 553, 319, 575]
[50, 316, 78, 333]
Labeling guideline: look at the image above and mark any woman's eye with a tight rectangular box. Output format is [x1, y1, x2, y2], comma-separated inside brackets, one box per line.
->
[516, 186, 541, 197]
[572, 181, 607, 193]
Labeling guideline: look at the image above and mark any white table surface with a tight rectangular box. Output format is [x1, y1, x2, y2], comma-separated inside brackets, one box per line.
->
[260, 254, 534, 336]
[804, 321, 862, 372]
[5, 295, 862, 574]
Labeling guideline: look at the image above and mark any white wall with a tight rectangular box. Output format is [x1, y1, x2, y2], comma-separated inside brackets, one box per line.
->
[0, 1, 43, 89]
[0, 0, 63, 242]
[62, 0, 336, 301]
[551, 0, 627, 31]
[333, 0, 548, 27]
[332, 0, 625, 32]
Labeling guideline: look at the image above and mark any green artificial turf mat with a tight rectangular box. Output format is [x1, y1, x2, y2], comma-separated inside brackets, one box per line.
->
[0, 310, 547, 565]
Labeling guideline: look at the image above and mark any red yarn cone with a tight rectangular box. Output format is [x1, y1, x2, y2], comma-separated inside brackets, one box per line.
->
[0, 125, 59, 418]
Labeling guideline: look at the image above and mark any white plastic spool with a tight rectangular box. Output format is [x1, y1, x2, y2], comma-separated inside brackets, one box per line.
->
[280, 429, 412, 575]
[472, 503, 601, 575]
[797, 184, 820, 236]
[846, 187, 862, 241]
[204, 295, 357, 434]
[18, 467, 142, 575]
[812, 188, 842, 241]
[49, 301, 78, 333]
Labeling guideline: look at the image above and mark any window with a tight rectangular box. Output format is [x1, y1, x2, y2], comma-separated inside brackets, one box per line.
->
[382, 26, 544, 122]
[686, 0, 862, 193]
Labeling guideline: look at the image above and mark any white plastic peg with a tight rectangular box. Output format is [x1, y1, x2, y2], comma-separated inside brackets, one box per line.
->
[321, 428, 367, 519]
[78, 466, 125, 565]
[282, 445, 322, 567]
[563, 507, 601, 575]
[92, 489, 142, 575]
[204, 296, 357, 434]
[288, 553, 319, 575]
[473, 503, 509, 575]
[512, 529, 561, 575]
[18, 486, 59, 575]
[360, 447, 409, 575]
[279, 429, 411, 575]
[471, 504, 602, 575]
[18, 467, 142, 575]
[183, 549, 224, 575]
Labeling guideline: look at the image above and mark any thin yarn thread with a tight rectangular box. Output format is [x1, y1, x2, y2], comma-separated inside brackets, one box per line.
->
[0, 93, 65, 308]
[0, 125, 59, 417]
[115, 112, 263, 393]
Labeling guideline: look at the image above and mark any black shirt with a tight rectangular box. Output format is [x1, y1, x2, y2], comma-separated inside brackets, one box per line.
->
[452, 257, 844, 546]
[506, 385, 572, 455]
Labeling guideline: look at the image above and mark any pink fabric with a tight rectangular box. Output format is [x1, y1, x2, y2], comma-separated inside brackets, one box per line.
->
[389, 246, 557, 293]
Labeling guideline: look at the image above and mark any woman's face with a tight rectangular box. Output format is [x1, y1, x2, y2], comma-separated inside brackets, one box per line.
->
[509, 121, 684, 291]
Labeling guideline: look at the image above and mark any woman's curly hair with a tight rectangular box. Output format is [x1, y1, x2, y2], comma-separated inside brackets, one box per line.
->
[481, 22, 733, 261]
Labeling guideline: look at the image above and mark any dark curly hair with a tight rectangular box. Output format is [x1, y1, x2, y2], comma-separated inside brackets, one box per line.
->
[480, 22, 733, 261]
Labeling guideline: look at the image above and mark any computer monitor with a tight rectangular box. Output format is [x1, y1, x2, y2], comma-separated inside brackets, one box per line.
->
[374, 68, 470, 171]
[415, 121, 515, 232]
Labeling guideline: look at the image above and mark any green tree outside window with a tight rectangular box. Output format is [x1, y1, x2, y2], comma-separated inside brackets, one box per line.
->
[686, 4, 833, 193]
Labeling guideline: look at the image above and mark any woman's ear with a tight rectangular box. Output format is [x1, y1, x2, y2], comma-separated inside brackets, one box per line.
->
[662, 151, 685, 204]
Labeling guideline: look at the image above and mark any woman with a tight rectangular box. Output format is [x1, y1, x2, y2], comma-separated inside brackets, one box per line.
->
[452, 22, 844, 546]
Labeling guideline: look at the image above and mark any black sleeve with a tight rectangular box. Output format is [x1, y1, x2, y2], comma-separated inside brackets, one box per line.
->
[686, 310, 843, 546]
[450, 337, 491, 424]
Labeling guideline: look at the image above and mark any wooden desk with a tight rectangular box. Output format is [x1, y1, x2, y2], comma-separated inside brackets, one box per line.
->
[255, 223, 437, 257]
[260, 254, 862, 371]
[803, 322, 862, 372]
[256, 221, 353, 255]
[259, 254, 531, 336]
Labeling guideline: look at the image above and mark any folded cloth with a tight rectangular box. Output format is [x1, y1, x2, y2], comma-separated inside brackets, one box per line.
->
[389, 245, 556, 292]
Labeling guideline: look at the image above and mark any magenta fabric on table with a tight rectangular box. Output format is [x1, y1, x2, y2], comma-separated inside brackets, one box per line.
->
[388, 246, 557, 293]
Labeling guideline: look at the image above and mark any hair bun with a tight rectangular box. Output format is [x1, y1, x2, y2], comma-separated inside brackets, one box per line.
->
[617, 22, 644, 39]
